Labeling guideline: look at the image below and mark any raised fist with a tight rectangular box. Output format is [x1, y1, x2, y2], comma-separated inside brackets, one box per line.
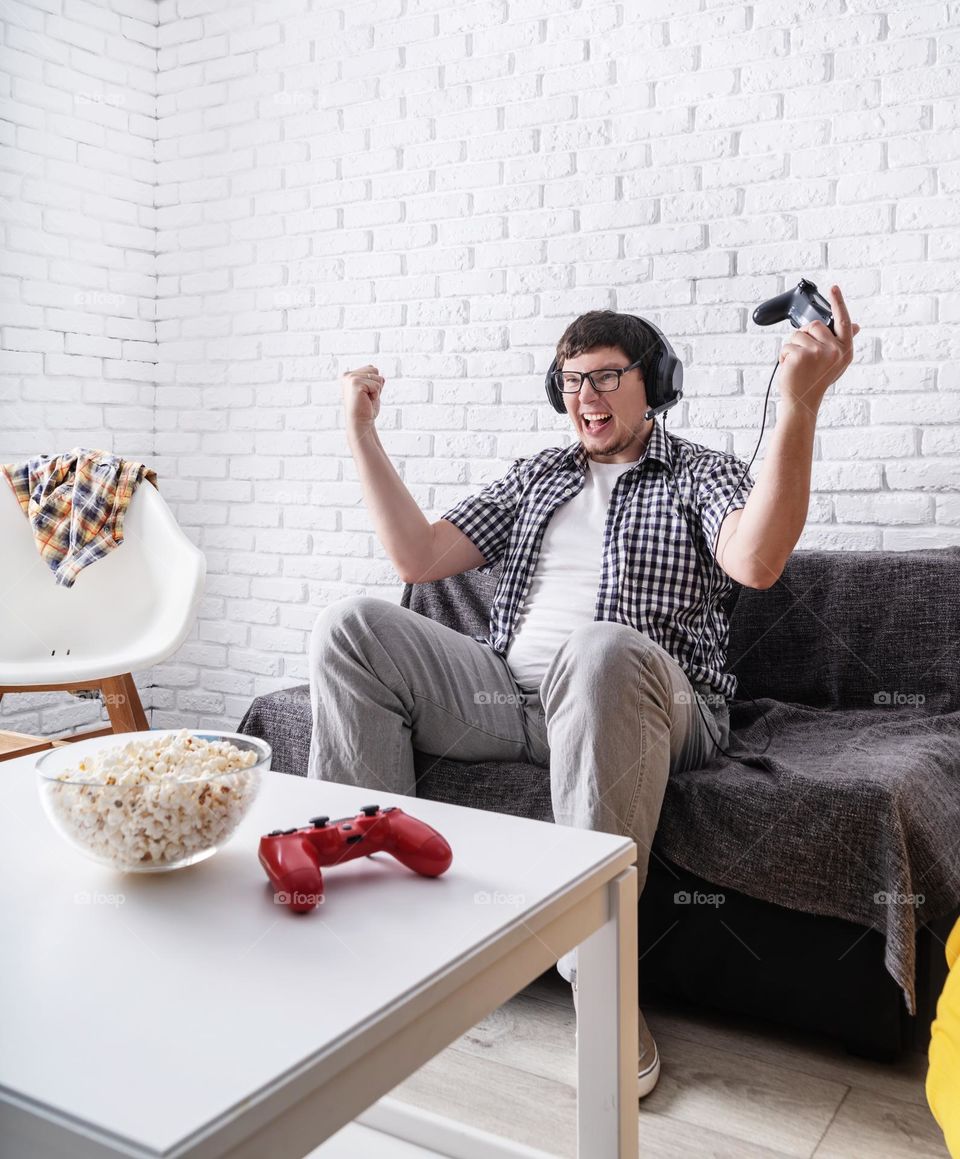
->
[341, 364, 385, 431]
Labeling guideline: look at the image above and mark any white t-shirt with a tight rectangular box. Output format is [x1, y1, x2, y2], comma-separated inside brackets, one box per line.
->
[505, 455, 641, 691]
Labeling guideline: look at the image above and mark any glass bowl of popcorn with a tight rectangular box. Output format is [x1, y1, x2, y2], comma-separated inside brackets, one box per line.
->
[36, 729, 271, 873]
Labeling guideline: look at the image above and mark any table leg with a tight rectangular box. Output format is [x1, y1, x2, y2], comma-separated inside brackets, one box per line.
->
[575, 866, 639, 1157]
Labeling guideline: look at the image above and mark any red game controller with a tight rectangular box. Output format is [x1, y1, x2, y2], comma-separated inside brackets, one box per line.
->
[258, 803, 453, 912]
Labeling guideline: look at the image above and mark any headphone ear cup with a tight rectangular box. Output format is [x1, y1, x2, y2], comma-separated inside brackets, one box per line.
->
[545, 357, 566, 414]
[664, 350, 683, 404]
[631, 315, 683, 415]
[644, 347, 664, 411]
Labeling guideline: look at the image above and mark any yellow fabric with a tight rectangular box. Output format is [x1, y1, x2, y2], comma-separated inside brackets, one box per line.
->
[927, 916, 960, 1157]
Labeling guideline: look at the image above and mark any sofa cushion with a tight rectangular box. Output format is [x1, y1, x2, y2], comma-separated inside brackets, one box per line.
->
[238, 685, 312, 780]
[401, 546, 960, 716]
[727, 547, 960, 714]
[654, 700, 960, 1021]
[414, 749, 553, 823]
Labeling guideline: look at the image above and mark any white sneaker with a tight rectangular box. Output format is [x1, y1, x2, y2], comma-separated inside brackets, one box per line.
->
[636, 1017, 661, 1100]
[572, 981, 661, 1100]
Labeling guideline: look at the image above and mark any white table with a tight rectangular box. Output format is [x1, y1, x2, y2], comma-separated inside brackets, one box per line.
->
[0, 753, 639, 1158]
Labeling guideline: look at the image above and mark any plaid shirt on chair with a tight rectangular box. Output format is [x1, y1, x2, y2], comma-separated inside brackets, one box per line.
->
[439, 419, 756, 704]
[0, 447, 158, 588]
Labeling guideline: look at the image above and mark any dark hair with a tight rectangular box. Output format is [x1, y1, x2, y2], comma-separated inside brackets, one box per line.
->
[555, 310, 662, 385]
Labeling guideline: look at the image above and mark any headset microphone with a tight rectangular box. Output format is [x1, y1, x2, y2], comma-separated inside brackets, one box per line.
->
[644, 399, 679, 421]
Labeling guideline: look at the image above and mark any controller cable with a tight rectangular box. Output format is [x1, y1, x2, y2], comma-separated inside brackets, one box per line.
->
[658, 361, 782, 762]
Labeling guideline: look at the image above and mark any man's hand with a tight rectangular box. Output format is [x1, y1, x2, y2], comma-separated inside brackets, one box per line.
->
[776, 284, 861, 417]
[342, 364, 385, 436]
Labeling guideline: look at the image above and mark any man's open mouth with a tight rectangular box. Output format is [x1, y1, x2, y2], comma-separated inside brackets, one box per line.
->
[582, 412, 613, 432]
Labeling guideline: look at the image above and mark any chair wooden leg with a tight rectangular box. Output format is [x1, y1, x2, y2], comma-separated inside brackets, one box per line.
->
[100, 674, 149, 733]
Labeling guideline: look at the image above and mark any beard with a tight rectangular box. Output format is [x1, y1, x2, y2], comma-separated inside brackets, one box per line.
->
[582, 415, 647, 458]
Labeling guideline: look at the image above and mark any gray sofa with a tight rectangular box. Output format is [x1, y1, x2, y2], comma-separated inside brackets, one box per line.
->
[238, 546, 960, 1061]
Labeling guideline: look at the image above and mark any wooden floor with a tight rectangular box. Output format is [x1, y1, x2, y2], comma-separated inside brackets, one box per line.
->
[388, 968, 949, 1158]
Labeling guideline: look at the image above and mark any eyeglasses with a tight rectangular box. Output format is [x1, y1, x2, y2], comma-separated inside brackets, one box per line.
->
[551, 358, 645, 394]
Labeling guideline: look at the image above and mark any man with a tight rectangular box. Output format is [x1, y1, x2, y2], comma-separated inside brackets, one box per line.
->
[308, 287, 859, 1098]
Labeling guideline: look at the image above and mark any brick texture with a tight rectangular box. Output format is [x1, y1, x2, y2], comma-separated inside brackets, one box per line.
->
[1, 0, 958, 737]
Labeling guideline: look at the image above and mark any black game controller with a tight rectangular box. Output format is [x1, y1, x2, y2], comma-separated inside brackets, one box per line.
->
[753, 278, 835, 335]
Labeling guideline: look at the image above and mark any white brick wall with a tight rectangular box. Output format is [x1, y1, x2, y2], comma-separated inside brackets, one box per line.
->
[1, 0, 158, 737]
[3, 0, 960, 739]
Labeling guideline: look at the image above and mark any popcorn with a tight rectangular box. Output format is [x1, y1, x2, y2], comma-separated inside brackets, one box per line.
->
[42, 729, 261, 871]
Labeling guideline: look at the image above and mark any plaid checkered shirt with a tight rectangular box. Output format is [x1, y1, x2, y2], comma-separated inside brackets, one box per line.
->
[439, 418, 756, 704]
[0, 447, 158, 588]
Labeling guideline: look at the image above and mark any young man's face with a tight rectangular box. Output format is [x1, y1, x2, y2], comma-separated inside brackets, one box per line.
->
[560, 345, 653, 463]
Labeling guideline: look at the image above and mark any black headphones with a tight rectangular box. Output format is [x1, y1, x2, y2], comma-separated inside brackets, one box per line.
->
[544, 314, 684, 420]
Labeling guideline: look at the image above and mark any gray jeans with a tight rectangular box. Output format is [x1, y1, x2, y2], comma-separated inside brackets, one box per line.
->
[307, 595, 730, 988]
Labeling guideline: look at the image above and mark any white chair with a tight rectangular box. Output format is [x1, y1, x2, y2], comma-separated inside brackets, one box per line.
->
[0, 479, 205, 748]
